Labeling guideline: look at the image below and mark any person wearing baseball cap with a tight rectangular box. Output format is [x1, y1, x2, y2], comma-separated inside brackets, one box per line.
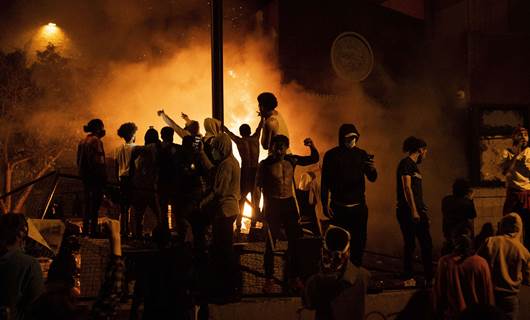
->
[501, 126, 530, 250]
[321, 123, 377, 267]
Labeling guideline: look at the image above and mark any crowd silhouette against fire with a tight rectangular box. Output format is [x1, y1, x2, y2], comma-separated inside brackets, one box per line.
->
[1, 92, 529, 320]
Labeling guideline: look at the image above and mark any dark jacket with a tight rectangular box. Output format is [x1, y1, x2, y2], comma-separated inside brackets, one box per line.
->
[321, 146, 377, 206]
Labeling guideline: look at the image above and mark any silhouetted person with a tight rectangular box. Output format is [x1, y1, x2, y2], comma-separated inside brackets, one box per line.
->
[258, 92, 290, 152]
[321, 124, 377, 266]
[29, 218, 124, 320]
[442, 179, 477, 238]
[224, 119, 263, 234]
[134, 225, 193, 320]
[396, 136, 433, 286]
[257, 135, 319, 293]
[478, 213, 530, 320]
[130, 128, 162, 238]
[115, 122, 138, 238]
[77, 119, 107, 236]
[158, 110, 200, 139]
[0, 214, 44, 320]
[303, 226, 370, 320]
[474, 222, 494, 252]
[158, 126, 186, 236]
[180, 134, 211, 253]
[199, 133, 242, 299]
[434, 234, 494, 319]
[501, 126, 530, 250]
[441, 178, 477, 255]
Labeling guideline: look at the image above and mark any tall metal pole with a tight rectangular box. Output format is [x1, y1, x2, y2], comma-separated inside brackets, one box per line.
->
[211, 0, 224, 123]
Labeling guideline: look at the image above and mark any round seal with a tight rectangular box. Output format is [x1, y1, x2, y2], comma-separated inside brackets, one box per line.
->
[331, 32, 374, 82]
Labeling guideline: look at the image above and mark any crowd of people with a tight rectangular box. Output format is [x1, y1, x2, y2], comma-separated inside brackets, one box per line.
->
[1, 91, 529, 320]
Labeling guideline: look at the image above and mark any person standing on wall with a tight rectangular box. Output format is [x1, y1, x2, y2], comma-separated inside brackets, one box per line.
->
[77, 119, 107, 237]
[321, 123, 377, 267]
[501, 126, 530, 250]
[396, 136, 433, 287]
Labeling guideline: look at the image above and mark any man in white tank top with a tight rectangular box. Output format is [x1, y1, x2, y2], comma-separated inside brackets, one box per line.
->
[258, 92, 290, 153]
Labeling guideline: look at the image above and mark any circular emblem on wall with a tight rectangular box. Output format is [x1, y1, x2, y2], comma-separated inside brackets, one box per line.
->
[331, 32, 374, 82]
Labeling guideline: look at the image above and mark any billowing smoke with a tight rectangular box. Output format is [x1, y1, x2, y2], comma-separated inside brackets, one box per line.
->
[1, 0, 468, 256]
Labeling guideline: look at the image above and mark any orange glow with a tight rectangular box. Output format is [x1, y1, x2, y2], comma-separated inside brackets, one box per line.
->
[43, 23, 58, 36]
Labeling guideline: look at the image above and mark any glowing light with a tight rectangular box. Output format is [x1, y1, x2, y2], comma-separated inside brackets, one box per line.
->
[43, 23, 58, 37]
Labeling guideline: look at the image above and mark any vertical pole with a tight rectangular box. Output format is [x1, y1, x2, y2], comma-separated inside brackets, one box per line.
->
[211, 0, 224, 123]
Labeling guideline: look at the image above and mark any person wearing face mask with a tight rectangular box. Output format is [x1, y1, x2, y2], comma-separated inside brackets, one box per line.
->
[501, 126, 530, 250]
[321, 124, 377, 267]
[77, 119, 107, 237]
[303, 226, 370, 320]
[396, 136, 433, 287]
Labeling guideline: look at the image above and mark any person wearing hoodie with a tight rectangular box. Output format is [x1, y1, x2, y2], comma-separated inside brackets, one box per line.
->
[478, 213, 530, 320]
[257, 135, 319, 293]
[199, 133, 241, 298]
[321, 124, 377, 267]
[202, 118, 223, 161]
[433, 233, 495, 320]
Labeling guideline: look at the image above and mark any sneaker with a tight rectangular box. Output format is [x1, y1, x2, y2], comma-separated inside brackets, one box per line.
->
[262, 278, 275, 294]
[403, 277, 417, 288]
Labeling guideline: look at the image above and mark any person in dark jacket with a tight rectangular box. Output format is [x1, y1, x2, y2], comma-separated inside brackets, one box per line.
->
[257, 135, 319, 293]
[0, 214, 44, 320]
[321, 124, 377, 267]
[130, 128, 162, 238]
[158, 126, 186, 237]
[441, 178, 477, 254]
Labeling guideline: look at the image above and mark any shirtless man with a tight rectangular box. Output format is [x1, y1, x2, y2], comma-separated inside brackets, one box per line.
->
[256, 135, 319, 293]
[258, 92, 290, 152]
[224, 119, 263, 233]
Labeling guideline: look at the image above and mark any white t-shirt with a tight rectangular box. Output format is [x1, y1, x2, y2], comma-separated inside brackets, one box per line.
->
[115, 143, 136, 178]
[501, 147, 530, 190]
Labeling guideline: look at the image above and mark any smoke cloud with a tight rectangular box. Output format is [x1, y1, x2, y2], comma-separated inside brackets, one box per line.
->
[1, 0, 468, 256]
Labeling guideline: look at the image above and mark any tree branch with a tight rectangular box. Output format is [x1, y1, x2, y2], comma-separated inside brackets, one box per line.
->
[13, 149, 63, 213]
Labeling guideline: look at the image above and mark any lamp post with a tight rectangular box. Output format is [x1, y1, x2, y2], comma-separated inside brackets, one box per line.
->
[211, 0, 224, 123]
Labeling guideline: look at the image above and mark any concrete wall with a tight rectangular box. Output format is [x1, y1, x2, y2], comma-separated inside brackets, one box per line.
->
[473, 187, 505, 232]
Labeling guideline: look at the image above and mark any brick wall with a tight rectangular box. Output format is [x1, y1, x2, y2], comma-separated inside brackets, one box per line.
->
[473, 187, 505, 232]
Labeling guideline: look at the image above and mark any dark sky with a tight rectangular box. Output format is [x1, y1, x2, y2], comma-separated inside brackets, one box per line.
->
[0, 0, 266, 62]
